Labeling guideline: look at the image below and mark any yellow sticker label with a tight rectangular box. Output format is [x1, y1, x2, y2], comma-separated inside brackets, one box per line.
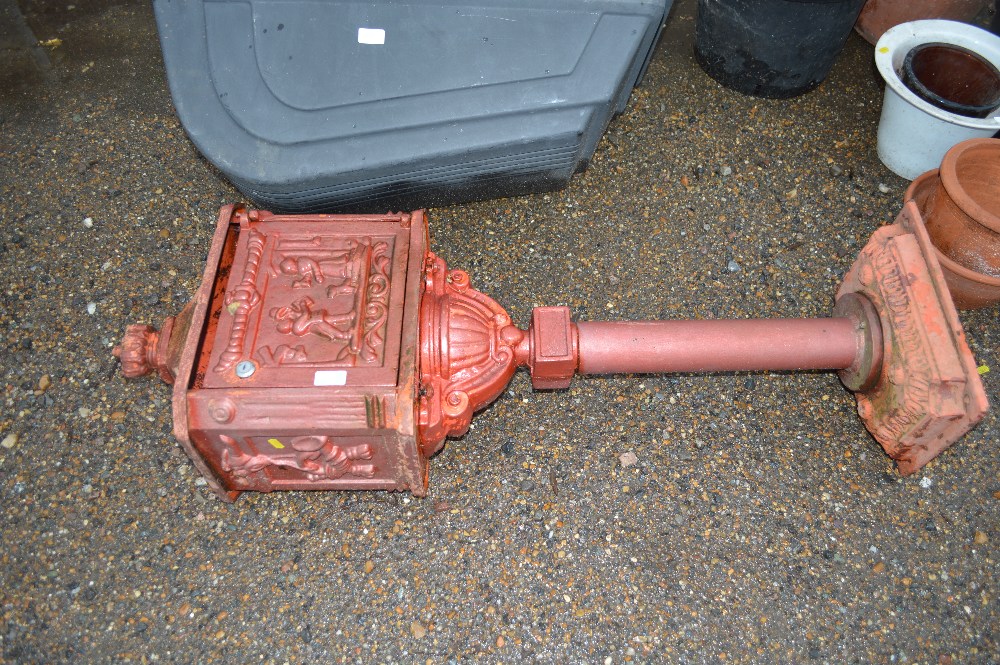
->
[978, 365, 990, 375]
[878, 46, 889, 54]
[267, 438, 285, 449]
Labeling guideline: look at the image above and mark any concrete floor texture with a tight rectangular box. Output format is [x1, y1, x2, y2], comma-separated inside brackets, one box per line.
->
[1, 1, 998, 663]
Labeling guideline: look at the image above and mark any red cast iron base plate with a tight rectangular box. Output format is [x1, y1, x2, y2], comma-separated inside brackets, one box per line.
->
[837, 201, 989, 474]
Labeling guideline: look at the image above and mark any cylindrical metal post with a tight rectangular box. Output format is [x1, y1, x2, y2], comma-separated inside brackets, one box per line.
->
[576, 318, 860, 375]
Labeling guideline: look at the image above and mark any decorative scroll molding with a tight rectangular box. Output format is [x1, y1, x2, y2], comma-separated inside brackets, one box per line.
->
[360, 241, 391, 364]
[417, 253, 526, 455]
[215, 230, 266, 373]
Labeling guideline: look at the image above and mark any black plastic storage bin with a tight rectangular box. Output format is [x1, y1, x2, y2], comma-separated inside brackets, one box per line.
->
[695, 0, 866, 99]
[153, 0, 671, 212]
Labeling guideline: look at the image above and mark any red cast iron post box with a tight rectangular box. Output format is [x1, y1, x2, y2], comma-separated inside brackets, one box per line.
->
[117, 203, 988, 501]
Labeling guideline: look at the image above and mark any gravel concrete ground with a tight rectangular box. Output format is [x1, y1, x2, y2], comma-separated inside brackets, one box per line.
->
[1, 1, 998, 663]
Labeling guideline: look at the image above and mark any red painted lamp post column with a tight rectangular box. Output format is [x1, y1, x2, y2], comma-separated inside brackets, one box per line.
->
[117, 203, 987, 501]
[577, 318, 860, 374]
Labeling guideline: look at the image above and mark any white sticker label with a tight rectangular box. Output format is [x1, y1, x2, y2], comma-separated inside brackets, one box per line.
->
[358, 28, 385, 45]
[314, 370, 348, 386]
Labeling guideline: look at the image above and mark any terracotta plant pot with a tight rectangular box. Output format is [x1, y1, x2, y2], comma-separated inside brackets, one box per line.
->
[855, 0, 989, 45]
[926, 139, 1000, 273]
[905, 150, 1000, 309]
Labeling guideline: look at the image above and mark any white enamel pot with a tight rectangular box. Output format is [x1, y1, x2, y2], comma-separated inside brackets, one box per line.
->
[875, 20, 1000, 180]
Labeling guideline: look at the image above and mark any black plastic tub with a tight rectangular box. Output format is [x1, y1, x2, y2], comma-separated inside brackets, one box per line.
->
[695, 0, 866, 99]
[153, 0, 671, 212]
